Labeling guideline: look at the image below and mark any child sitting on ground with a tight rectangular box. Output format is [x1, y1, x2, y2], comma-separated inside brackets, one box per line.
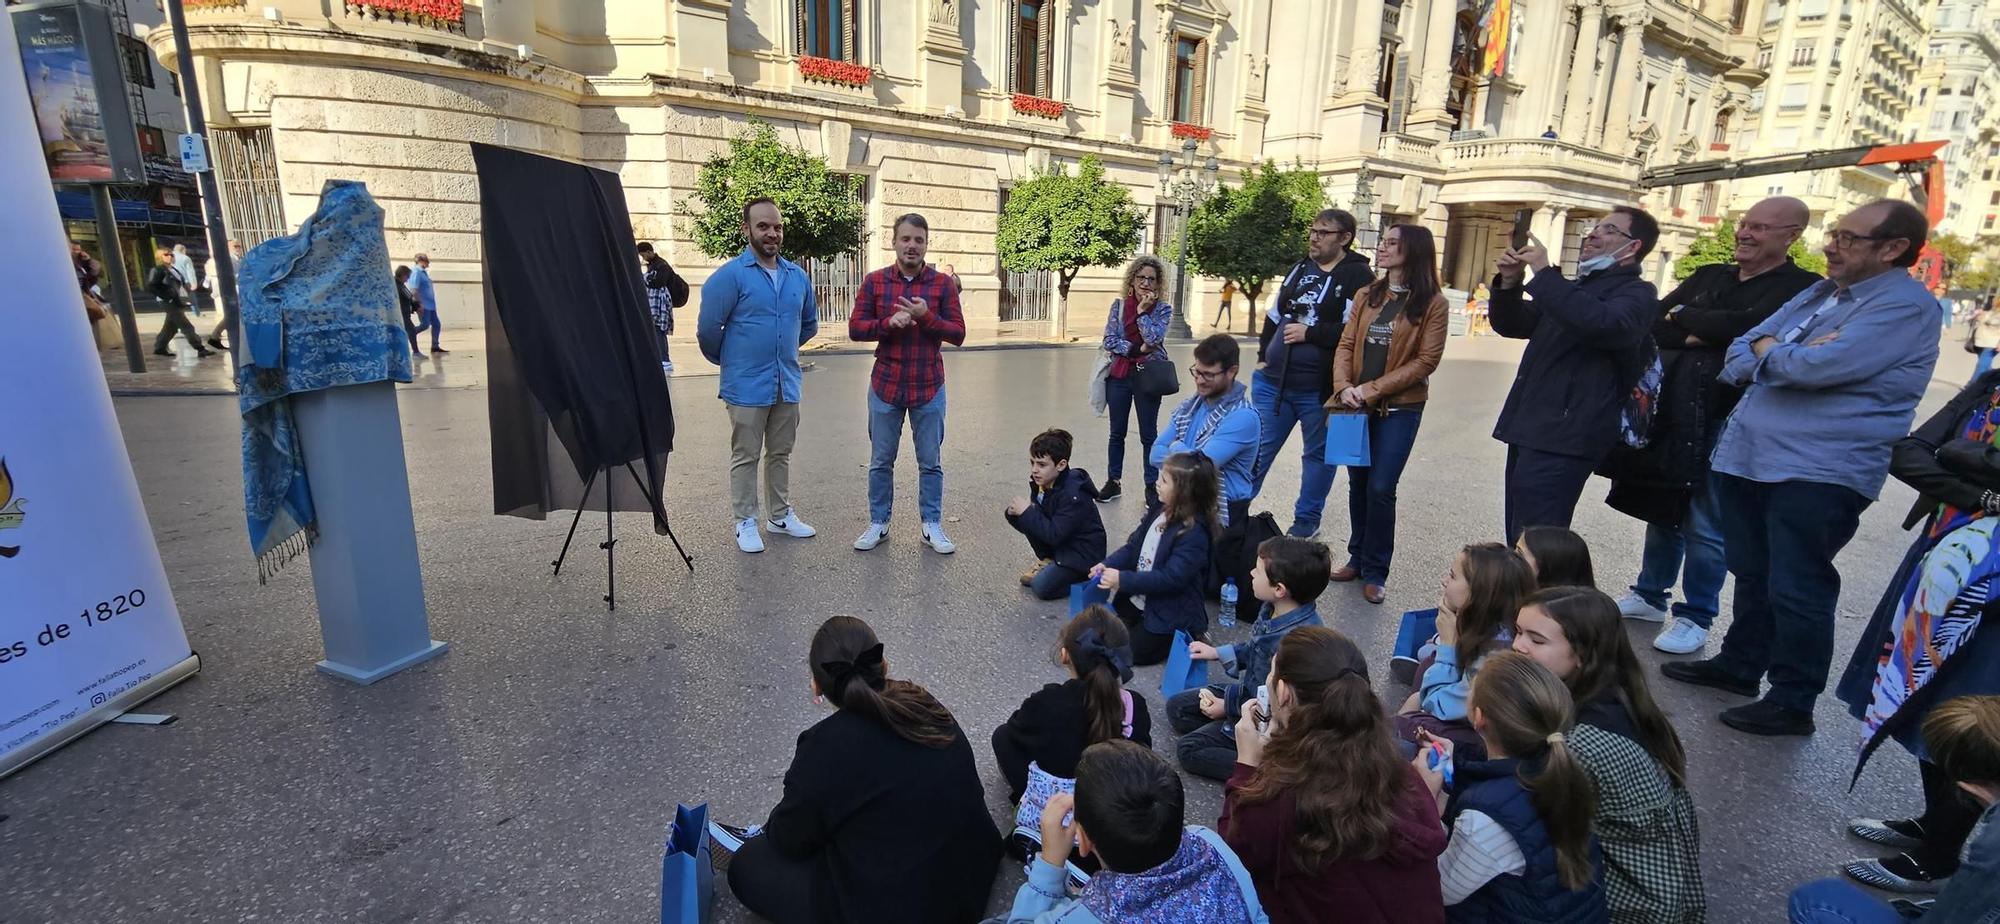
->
[1396, 543, 1536, 755]
[1007, 428, 1108, 600]
[1515, 526, 1596, 588]
[1092, 452, 1219, 666]
[1221, 627, 1447, 923]
[1512, 586, 1704, 922]
[1000, 739, 1270, 924]
[1414, 652, 1608, 920]
[992, 605, 1154, 857]
[1166, 536, 1331, 781]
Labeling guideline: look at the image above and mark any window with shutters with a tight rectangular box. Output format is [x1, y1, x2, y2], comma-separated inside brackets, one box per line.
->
[1383, 49, 1414, 133]
[1010, 0, 1054, 97]
[799, 0, 861, 62]
[1711, 109, 1731, 146]
[1169, 35, 1208, 124]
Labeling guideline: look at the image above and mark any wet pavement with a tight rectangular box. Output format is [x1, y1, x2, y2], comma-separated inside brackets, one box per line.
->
[3, 335, 1984, 922]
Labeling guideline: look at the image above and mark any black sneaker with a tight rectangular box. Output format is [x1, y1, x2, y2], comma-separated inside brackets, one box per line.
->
[1719, 698, 1815, 736]
[1659, 658, 1760, 697]
[1095, 479, 1122, 502]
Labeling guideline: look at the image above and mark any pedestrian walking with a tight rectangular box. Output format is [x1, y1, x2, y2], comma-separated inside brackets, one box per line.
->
[1328, 224, 1449, 604]
[1661, 199, 1941, 737]
[1215, 278, 1236, 332]
[172, 243, 201, 317]
[637, 241, 689, 373]
[394, 265, 425, 359]
[696, 197, 821, 553]
[146, 247, 211, 358]
[850, 213, 967, 554]
[1098, 254, 1173, 507]
[1972, 301, 2000, 380]
[1602, 196, 1821, 655]
[1489, 206, 1660, 543]
[1251, 208, 1376, 538]
[409, 252, 446, 354]
[206, 238, 242, 351]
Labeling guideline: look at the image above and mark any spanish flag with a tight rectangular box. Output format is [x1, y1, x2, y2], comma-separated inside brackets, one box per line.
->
[1481, 0, 1512, 76]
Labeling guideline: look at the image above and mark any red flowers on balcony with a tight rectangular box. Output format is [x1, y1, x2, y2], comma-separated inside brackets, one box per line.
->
[798, 56, 872, 87]
[1011, 94, 1066, 119]
[1171, 122, 1213, 142]
[348, 0, 464, 23]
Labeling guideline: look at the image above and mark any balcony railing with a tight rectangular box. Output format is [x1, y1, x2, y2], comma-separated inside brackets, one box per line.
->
[1376, 133, 1440, 162]
[1437, 136, 1638, 183]
[340, 0, 466, 35]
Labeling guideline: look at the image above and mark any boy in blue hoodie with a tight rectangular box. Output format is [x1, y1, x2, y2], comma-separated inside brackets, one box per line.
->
[1007, 429, 1109, 600]
[1165, 536, 1331, 780]
[999, 740, 1268, 924]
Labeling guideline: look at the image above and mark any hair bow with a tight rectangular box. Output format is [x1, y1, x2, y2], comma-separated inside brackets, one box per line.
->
[819, 642, 887, 694]
[1074, 628, 1135, 683]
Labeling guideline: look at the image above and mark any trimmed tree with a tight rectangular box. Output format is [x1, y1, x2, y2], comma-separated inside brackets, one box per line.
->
[996, 156, 1144, 314]
[1178, 161, 1325, 329]
[679, 119, 866, 262]
[1672, 217, 1826, 281]
[1931, 232, 1976, 281]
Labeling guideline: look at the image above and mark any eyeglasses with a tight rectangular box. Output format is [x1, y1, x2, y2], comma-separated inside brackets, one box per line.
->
[1739, 222, 1802, 235]
[1134, 274, 1159, 283]
[1308, 228, 1352, 238]
[1588, 223, 1634, 241]
[1826, 230, 1887, 248]
[1191, 367, 1230, 382]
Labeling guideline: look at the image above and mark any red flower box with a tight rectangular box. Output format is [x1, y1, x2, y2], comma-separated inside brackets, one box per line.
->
[1698, 215, 1720, 224]
[1171, 122, 1213, 141]
[1671, 206, 1687, 218]
[349, 0, 463, 23]
[1011, 94, 1066, 119]
[797, 56, 872, 87]
[1709, 142, 1731, 152]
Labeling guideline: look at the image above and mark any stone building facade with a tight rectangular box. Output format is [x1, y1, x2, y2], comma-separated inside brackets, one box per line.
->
[155, 0, 1931, 342]
[1910, 0, 2000, 235]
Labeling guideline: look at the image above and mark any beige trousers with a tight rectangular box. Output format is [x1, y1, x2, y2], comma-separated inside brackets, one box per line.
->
[726, 402, 800, 521]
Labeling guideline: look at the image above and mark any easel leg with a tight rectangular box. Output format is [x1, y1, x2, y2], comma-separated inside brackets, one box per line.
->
[552, 467, 600, 575]
[601, 479, 616, 610]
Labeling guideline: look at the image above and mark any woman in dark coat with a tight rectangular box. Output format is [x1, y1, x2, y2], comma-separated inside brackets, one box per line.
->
[1833, 369, 2000, 894]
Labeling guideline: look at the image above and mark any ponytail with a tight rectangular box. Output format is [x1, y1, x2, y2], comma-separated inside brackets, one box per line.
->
[810, 616, 958, 749]
[1061, 606, 1136, 744]
[1468, 652, 1598, 892]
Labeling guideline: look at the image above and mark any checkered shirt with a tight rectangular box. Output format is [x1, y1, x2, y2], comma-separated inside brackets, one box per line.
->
[1570, 723, 1707, 923]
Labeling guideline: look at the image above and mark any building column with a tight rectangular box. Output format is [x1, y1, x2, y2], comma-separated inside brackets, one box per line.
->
[1538, 6, 1579, 136]
[1406, 0, 1460, 136]
[1319, 0, 1387, 157]
[1536, 204, 1571, 271]
[1600, 12, 1648, 154]
[1561, 0, 1604, 143]
[1339, 1, 1385, 102]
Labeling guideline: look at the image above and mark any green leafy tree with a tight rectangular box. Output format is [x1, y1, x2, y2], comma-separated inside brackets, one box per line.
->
[1672, 217, 1825, 281]
[1177, 162, 1325, 325]
[679, 120, 866, 262]
[996, 156, 1144, 310]
[1931, 232, 1976, 280]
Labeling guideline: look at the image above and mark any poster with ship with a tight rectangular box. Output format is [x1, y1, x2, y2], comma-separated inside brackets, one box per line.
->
[10, 1, 141, 185]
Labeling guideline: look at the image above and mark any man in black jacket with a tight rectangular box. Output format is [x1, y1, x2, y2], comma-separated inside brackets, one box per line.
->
[145, 247, 212, 358]
[1251, 208, 1377, 539]
[636, 241, 689, 372]
[1490, 206, 1659, 543]
[1602, 197, 1820, 655]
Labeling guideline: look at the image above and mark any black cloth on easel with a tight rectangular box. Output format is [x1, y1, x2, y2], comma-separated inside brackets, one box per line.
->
[472, 143, 674, 523]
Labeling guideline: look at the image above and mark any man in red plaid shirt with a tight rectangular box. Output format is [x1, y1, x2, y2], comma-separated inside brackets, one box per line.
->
[850, 213, 967, 553]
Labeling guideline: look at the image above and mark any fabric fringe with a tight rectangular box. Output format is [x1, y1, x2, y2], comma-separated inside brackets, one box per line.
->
[255, 523, 319, 585]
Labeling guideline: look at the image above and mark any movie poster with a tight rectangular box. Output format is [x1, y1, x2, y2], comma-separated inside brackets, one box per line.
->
[10, 1, 142, 185]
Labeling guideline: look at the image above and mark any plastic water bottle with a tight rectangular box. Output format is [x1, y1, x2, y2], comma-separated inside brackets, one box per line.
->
[1219, 578, 1238, 629]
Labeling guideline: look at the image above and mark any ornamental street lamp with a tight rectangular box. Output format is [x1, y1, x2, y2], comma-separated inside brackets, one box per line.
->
[1157, 137, 1220, 340]
[1351, 165, 1379, 252]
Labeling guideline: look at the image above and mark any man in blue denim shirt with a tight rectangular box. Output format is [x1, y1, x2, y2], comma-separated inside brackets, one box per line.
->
[1662, 200, 1940, 737]
[696, 198, 821, 554]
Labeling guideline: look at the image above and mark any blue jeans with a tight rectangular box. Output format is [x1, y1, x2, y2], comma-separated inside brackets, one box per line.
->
[1632, 477, 1726, 628]
[1249, 371, 1336, 533]
[1978, 348, 1996, 380]
[1711, 473, 1870, 712]
[1027, 561, 1087, 601]
[419, 309, 441, 351]
[867, 387, 946, 524]
[1346, 409, 1424, 584]
[1786, 879, 1903, 924]
[1103, 374, 1161, 488]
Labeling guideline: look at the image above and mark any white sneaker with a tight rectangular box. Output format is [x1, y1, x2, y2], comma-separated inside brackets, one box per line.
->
[734, 517, 764, 553]
[661, 360, 674, 374]
[767, 509, 817, 538]
[854, 522, 889, 551]
[1653, 617, 1711, 655]
[1616, 591, 1669, 623]
[922, 522, 957, 554]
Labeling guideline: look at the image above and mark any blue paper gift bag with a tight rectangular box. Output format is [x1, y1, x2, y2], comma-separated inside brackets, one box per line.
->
[1392, 608, 1439, 662]
[1161, 630, 1209, 698]
[1070, 579, 1111, 616]
[661, 803, 714, 924]
[1325, 412, 1372, 467]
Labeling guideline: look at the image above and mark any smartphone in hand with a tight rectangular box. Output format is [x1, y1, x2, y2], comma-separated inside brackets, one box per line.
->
[1509, 208, 1534, 251]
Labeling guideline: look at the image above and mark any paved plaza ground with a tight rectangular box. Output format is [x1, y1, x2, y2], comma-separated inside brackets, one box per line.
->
[1, 334, 1982, 922]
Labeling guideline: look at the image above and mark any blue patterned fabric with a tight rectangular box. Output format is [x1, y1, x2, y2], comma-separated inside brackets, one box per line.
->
[236, 181, 413, 579]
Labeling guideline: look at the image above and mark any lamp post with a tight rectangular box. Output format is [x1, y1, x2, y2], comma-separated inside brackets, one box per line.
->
[1351, 165, 1378, 252]
[1157, 137, 1220, 340]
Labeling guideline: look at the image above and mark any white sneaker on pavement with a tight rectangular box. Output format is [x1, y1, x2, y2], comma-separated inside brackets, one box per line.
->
[922, 522, 957, 554]
[767, 509, 817, 539]
[1653, 617, 1711, 655]
[661, 360, 674, 374]
[853, 522, 889, 551]
[1616, 591, 1669, 623]
[734, 517, 765, 553]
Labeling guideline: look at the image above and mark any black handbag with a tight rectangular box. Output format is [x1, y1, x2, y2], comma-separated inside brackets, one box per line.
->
[1130, 355, 1181, 397]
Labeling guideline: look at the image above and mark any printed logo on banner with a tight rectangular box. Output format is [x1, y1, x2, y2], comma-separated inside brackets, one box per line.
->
[0, 457, 25, 558]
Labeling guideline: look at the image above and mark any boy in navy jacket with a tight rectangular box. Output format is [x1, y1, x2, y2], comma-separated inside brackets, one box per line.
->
[1008, 429, 1109, 600]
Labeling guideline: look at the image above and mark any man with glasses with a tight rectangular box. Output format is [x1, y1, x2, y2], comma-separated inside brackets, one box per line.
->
[1662, 199, 1939, 737]
[1604, 197, 1821, 656]
[1152, 334, 1261, 530]
[1490, 205, 1661, 543]
[1252, 208, 1376, 539]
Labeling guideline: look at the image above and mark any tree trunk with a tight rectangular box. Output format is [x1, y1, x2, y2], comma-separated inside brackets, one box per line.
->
[1056, 267, 1080, 340]
[1244, 280, 1265, 337]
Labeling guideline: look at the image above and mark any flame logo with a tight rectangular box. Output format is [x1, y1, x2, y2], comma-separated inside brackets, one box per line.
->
[0, 457, 12, 508]
[0, 457, 22, 558]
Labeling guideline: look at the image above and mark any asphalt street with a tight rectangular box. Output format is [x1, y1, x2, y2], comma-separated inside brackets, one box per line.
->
[0, 334, 1981, 922]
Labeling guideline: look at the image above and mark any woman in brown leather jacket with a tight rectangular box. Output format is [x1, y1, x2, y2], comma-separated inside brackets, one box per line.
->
[1328, 225, 1450, 603]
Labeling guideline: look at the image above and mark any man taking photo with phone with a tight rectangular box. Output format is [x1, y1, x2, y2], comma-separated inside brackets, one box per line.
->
[1489, 206, 1660, 543]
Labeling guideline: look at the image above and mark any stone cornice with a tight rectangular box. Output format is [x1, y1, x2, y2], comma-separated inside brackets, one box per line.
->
[159, 23, 590, 99]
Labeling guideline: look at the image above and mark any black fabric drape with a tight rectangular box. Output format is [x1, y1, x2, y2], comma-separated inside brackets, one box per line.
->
[473, 143, 673, 524]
